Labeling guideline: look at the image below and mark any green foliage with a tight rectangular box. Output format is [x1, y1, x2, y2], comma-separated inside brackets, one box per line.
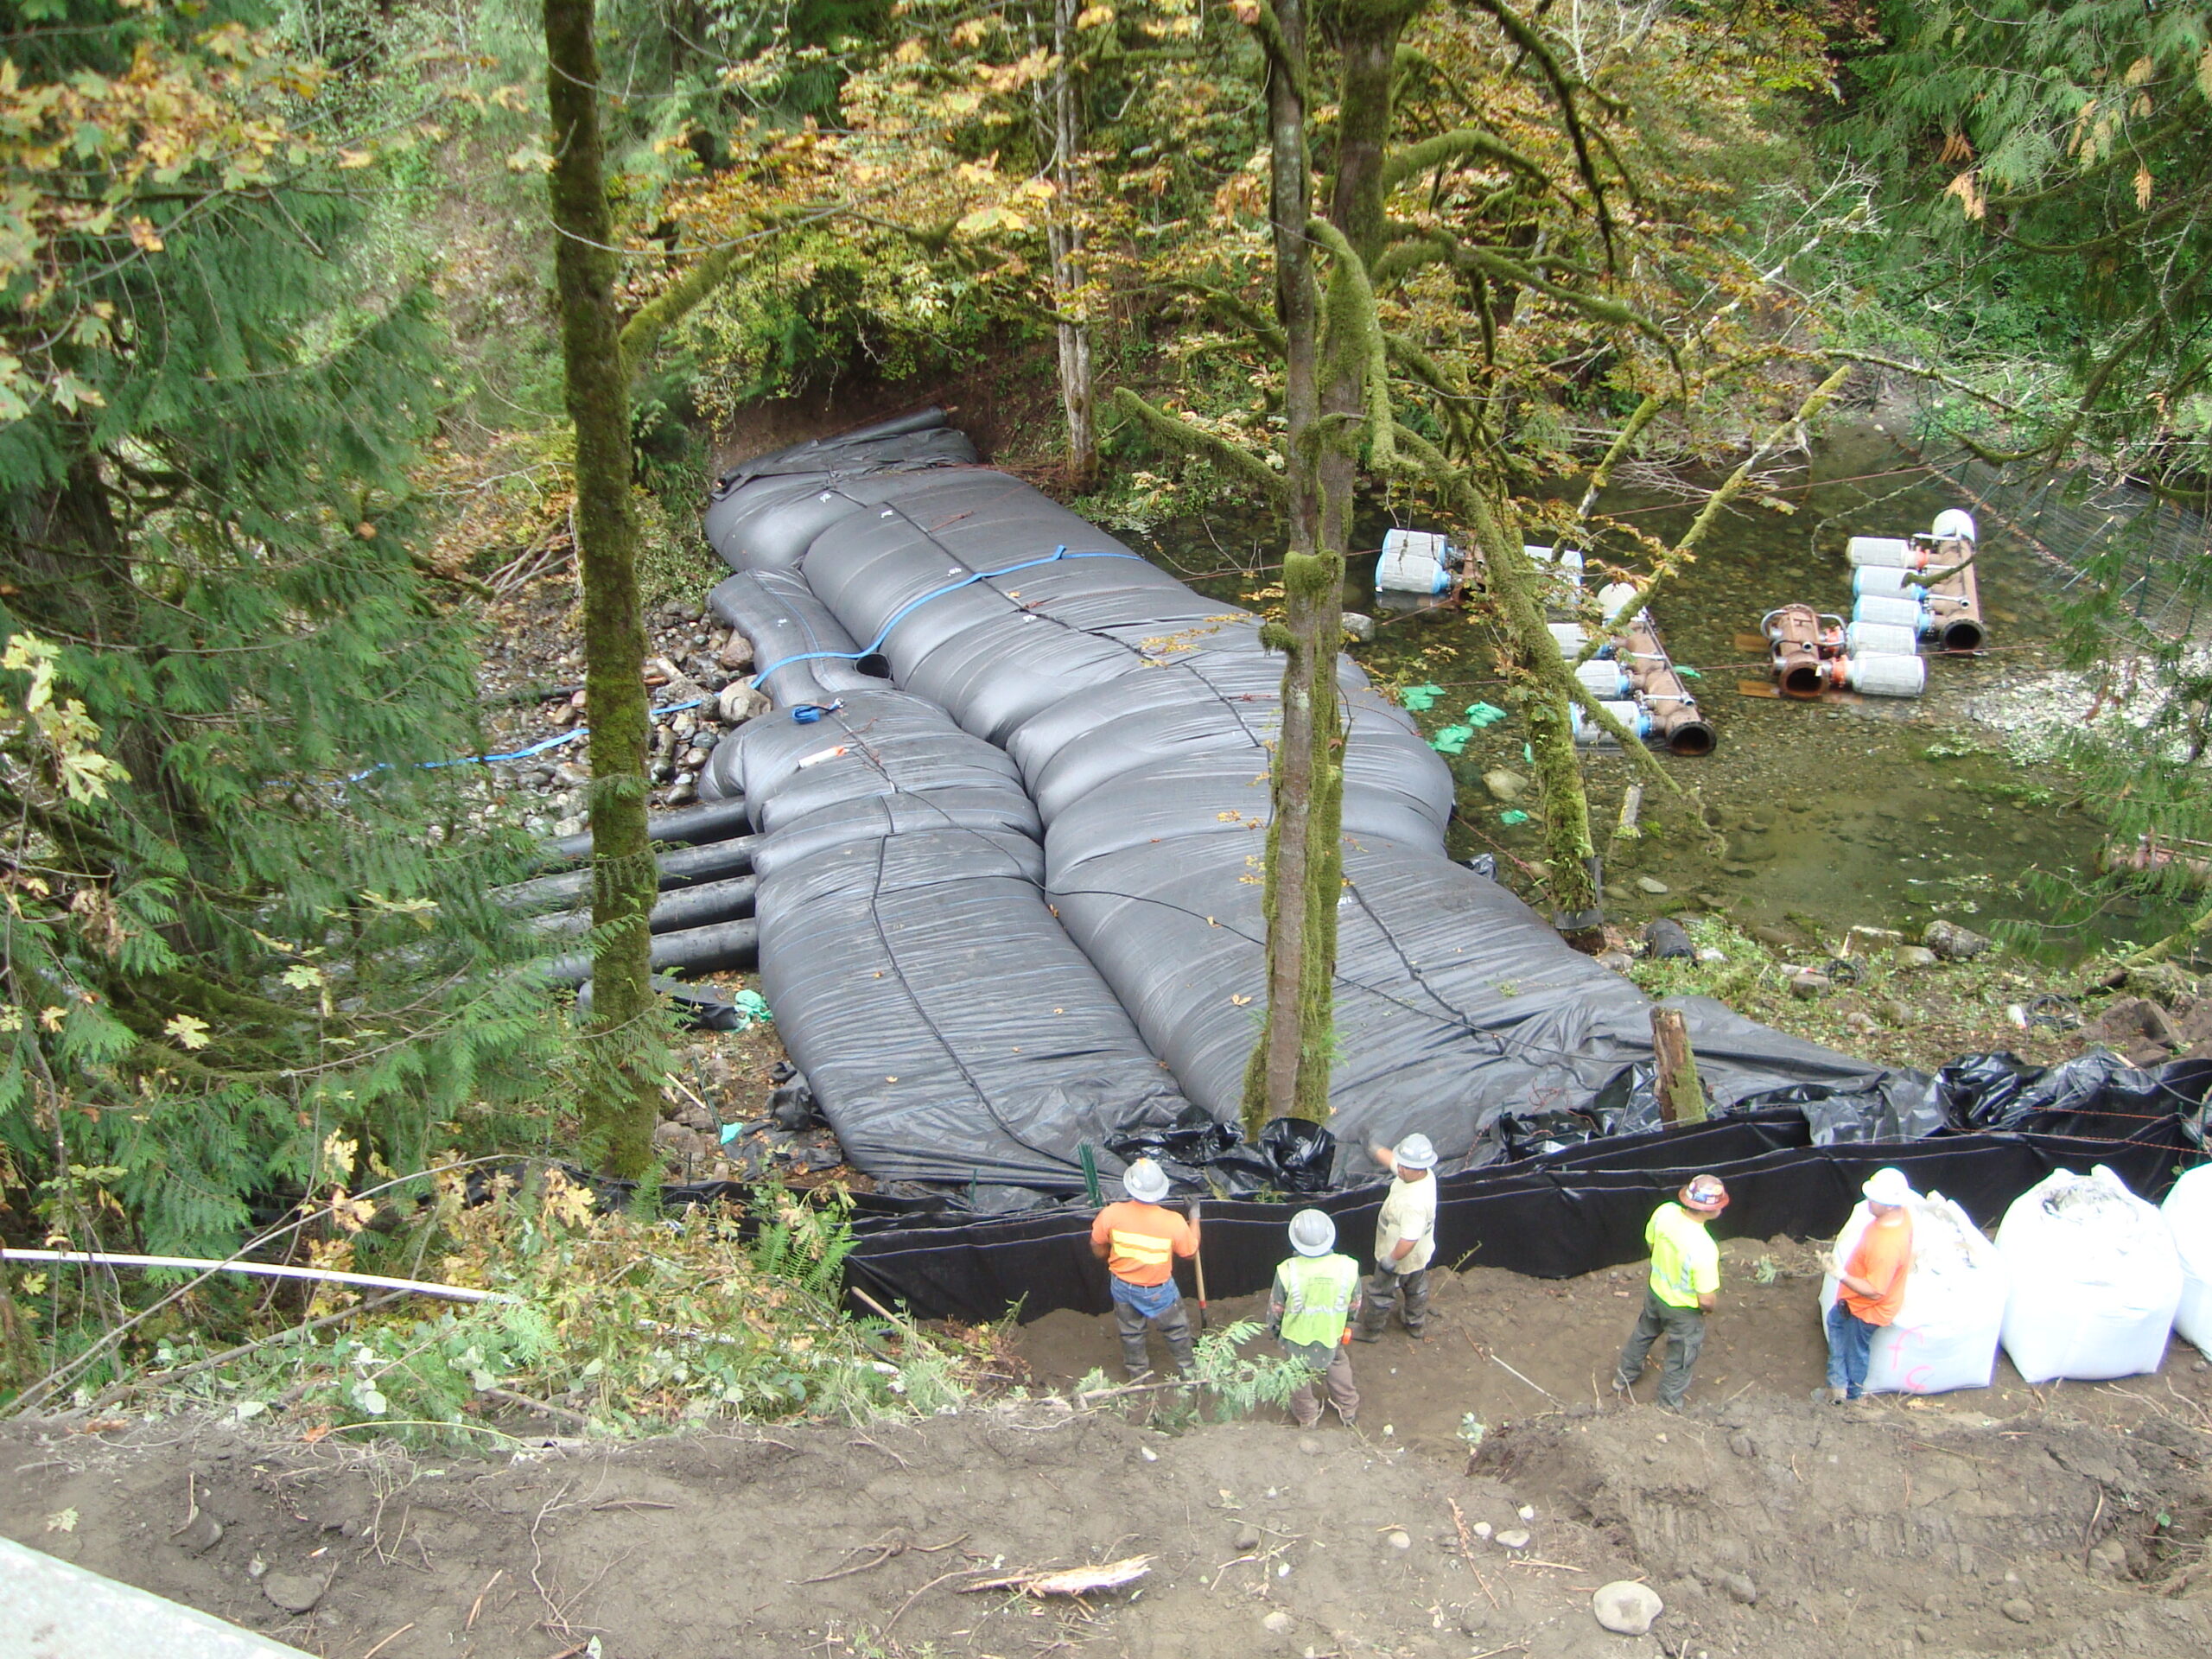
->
[0, 2, 567, 1261]
[105, 1175, 979, 1438]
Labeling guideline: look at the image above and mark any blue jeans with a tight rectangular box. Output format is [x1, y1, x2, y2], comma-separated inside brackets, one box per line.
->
[1826, 1300, 1877, 1398]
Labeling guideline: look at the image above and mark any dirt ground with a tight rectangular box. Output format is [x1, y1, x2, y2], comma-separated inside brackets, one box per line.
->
[8, 1240, 2212, 1659]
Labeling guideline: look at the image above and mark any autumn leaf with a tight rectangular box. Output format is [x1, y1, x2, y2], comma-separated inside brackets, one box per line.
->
[163, 1014, 212, 1050]
[2136, 165, 2154, 210]
[336, 149, 374, 168]
[1942, 168, 1986, 220]
[281, 963, 325, 990]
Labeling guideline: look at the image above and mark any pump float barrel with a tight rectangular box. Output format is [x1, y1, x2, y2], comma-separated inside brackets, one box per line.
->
[1763, 603, 1843, 698]
[1844, 620, 1920, 658]
[1378, 527, 1461, 594]
[1576, 659, 1633, 699]
[1846, 536, 1931, 570]
[1573, 700, 1653, 745]
[1837, 651, 1926, 697]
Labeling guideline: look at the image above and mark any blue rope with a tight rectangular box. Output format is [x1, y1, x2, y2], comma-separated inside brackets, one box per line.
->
[344, 698, 709, 783]
[751, 546, 1147, 687]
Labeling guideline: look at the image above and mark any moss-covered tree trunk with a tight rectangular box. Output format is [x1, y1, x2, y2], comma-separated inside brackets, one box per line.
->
[1240, 0, 1421, 1134]
[1240, 0, 1328, 1133]
[544, 0, 658, 1178]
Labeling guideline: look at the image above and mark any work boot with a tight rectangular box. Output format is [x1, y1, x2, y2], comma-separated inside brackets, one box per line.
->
[1811, 1385, 1846, 1406]
[1404, 1322, 1428, 1341]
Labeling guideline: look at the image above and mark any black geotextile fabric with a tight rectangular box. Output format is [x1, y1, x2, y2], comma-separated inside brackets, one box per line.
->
[840, 1109, 2204, 1322]
[702, 412, 1901, 1191]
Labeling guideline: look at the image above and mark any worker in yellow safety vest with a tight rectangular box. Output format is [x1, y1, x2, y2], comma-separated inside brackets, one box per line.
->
[1267, 1208, 1363, 1429]
[1611, 1174, 1729, 1410]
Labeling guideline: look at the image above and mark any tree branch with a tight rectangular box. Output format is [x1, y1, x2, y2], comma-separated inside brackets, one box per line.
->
[1109, 387, 1290, 507]
[1381, 127, 1551, 194]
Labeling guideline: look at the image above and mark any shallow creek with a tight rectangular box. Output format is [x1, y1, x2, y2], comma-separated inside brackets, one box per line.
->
[1133, 423, 2176, 961]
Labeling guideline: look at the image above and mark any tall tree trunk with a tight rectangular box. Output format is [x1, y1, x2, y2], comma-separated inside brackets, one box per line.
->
[1046, 0, 1097, 489]
[1241, 0, 1329, 1134]
[544, 0, 659, 1178]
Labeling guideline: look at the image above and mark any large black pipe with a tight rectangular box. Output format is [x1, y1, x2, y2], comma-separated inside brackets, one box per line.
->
[540, 794, 751, 864]
[530, 874, 758, 938]
[495, 834, 760, 912]
[537, 918, 759, 987]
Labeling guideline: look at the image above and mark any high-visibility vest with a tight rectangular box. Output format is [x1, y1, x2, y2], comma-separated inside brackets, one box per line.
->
[1277, 1252, 1359, 1348]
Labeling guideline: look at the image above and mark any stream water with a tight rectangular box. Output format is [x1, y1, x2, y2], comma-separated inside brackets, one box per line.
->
[1135, 423, 2178, 962]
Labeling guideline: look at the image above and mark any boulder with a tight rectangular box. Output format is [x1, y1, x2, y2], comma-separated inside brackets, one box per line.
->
[717, 682, 771, 725]
[1483, 769, 1527, 803]
[1591, 1580, 1663, 1636]
[717, 631, 756, 671]
[1922, 919, 1992, 961]
[1340, 613, 1376, 642]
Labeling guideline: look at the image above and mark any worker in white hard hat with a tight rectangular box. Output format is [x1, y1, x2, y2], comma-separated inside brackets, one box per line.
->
[1268, 1208, 1363, 1428]
[1816, 1166, 1916, 1404]
[1613, 1174, 1728, 1410]
[1089, 1157, 1198, 1379]
[1354, 1133, 1439, 1342]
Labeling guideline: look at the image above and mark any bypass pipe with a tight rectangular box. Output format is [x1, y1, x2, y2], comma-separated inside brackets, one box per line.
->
[541, 794, 752, 863]
[537, 918, 759, 988]
[494, 834, 760, 913]
[531, 873, 758, 938]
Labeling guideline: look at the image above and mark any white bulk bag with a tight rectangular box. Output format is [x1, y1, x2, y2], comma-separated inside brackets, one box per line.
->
[1820, 1192, 2008, 1395]
[2164, 1164, 2212, 1360]
[1996, 1166, 2182, 1383]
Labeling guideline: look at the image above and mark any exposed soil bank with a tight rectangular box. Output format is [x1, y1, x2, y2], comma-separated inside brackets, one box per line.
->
[9, 1243, 2210, 1659]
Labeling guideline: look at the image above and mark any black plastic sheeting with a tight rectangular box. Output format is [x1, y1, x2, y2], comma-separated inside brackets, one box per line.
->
[842, 1103, 2205, 1322]
[702, 411, 1897, 1196]
[695, 572, 1189, 1195]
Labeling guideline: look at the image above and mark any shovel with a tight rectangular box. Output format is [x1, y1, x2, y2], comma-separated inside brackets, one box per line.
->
[1188, 1198, 1209, 1332]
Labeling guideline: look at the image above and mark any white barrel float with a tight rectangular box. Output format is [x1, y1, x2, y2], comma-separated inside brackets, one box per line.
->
[2164, 1163, 2212, 1360]
[1852, 565, 1919, 598]
[1845, 620, 1920, 658]
[1853, 593, 1934, 634]
[1996, 1165, 2182, 1383]
[1847, 535, 1922, 569]
[1840, 652, 1926, 697]
[1931, 508, 1979, 543]
[1572, 700, 1651, 745]
[1548, 621, 1593, 657]
[1576, 659, 1632, 698]
[1819, 1192, 2010, 1395]
[1598, 582, 1641, 626]
[1378, 528, 1456, 594]
[1523, 543, 1585, 588]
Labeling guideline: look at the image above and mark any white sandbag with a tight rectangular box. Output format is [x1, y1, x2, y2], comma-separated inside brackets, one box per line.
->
[1996, 1166, 2181, 1383]
[2163, 1163, 2212, 1361]
[1820, 1192, 2007, 1395]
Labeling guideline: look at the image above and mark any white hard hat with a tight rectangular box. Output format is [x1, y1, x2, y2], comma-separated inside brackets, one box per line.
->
[1121, 1159, 1171, 1204]
[1289, 1208, 1337, 1256]
[1863, 1166, 1914, 1208]
[1394, 1134, 1438, 1171]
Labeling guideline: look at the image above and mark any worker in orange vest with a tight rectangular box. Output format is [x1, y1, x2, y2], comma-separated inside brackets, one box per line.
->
[1090, 1158, 1198, 1379]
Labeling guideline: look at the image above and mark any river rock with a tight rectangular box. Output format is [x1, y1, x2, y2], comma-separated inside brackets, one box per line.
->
[717, 682, 770, 724]
[1385, 1529, 1412, 1551]
[1923, 919, 1992, 961]
[1262, 1609, 1294, 1635]
[2000, 1598, 2035, 1624]
[1892, 945, 1940, 970]
[1233, 1522, 1262, 1552]
[717, 631, 755, 671]
[1592, 1580, 1663, 1636]
[1789, 972, 1829, 999]
[1484, 769, 1528, 802]
[1341, 612, 1376, 642]
[1716, 1570, 1758, 1605]
[263, 1572, 328, 1614]
[2088, 1538, 2129, 1579]
[1637, 876, 1669, 895]
[1496, 1529, 1531, 1550]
